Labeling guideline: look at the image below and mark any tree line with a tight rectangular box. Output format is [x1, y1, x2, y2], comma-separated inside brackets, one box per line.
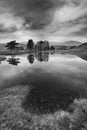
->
[5, 39, 54, 52]
[27, 39, 50, 51]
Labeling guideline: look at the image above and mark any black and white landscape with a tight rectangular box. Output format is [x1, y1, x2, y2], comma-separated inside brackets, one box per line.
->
[0, 0, 87, 130]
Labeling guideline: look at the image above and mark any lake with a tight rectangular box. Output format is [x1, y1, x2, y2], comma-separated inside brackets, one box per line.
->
[0, 52, 87, 114]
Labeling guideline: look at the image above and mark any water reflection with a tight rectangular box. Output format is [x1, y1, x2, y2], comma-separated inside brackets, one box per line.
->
[27, 54, 35, 64]
[0, 52, 87, 115]
[22, 85, 80, 114]
[2, 52, 87, 66]
[78, 54, 87, 61]
[27, 52, 49, 64]
[7, 56, 20, 66]
[27, 52, 87, 63]
[1, 52, 49, 66]
[35, 52, 49, 62]
[0, 57, 6, 64]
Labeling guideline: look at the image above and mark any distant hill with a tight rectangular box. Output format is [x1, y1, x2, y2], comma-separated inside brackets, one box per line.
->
[77, 42, 87, 49]
[61, 41, 82, 46]
[0, 44, 6, 50]
[50, 41, 82, 46]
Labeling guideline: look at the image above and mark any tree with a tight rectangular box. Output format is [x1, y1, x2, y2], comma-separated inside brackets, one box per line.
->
[51, 46, 55, 50]
[35, 40, 50, 51]
[27, 39, 34, 50]
[5, 40, 19, 52]
[35, 41, 43, 51]
[44, 40, 50, 50]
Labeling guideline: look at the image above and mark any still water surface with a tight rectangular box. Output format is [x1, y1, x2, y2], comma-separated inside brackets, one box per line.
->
[0, 52, 87, 113]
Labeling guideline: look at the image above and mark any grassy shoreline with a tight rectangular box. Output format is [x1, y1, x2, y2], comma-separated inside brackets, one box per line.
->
[0, 50, 30, 55]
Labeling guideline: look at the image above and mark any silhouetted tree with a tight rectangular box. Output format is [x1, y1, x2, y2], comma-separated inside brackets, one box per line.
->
[7, 56, 20, 66]
[51, 46, 55, 50]
[27, 39, 34, 50]
[44, 40, 50, 50]
[35, 40, 50, 51]
[5, 40, 19, 52]
[27, 54, 35, 64]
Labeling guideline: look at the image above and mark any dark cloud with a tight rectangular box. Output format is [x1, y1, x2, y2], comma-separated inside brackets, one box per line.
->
[1, 0, 87, 42]
[67, 0, 82, 6]
[73, 27, 87, 36]
[70, 15, 87, 36]
[1, 0, 66, 30]
[66, 15, 87, 26]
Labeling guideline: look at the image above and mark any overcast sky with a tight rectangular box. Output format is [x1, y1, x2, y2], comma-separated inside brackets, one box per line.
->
[0, 0, 87, 43]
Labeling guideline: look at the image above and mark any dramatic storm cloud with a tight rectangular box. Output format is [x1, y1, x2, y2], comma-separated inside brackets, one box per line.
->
[0, 0, 87, 43]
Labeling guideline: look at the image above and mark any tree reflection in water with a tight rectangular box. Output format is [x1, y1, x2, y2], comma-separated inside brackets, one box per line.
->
[6, 52, 87, 66]
[27, 52, 49, 64]
[27, 54, 35, 64]
[35, 52, 49, 62]
[0, 57, 6, 64]
[22, 85, 80, 114]
[7, 56, 20, 66]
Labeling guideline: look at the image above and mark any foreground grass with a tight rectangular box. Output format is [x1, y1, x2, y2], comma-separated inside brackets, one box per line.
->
[0, 85, 87, 130]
